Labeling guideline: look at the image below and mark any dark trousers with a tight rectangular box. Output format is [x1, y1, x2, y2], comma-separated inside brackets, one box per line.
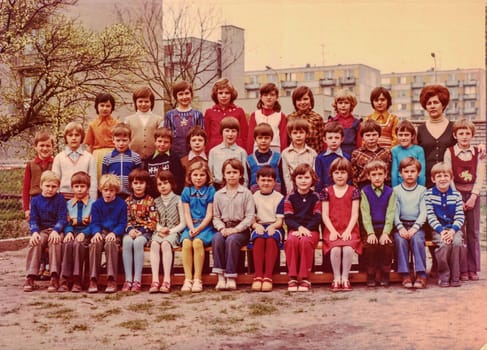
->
[364, 242, 393, 281]
[61, 235, 89, 278]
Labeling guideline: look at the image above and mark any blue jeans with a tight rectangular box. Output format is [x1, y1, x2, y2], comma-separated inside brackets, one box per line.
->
[122, 235, 147, 282]
[394, 229, 426, 274]
[212, 231, 248, 277]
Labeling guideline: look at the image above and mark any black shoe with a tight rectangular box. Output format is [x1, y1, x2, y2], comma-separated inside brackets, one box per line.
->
[367, 280, 376, 287]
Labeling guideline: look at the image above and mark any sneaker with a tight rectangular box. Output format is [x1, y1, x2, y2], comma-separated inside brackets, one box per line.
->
[341, 280, 352, 292]
[450, 280, 461, 287]
[160, 281, 171, 293]
[438, 280, 450, 288]
[131, 281, 142, 293]
[261, 278, 273, 292]
[215, 279, 226, 291]
[23, 277, 34, 292]
[460, 273, 469, 282]
[47, 276, 59, 293]
[468, 272, 479, 281]
[298, 280, 311, 292]
[58, 278, 69, 293]
[330, 280, 341, 292]
[225, 278, 237, 290]
[105, 279, 117, 293]
[121, 281, 132, 292]
[181, 279, 193, 292]
[88, 279, 98, 293]
[251, 277, 263, 292]
[149, 281, 160, 293]
[191, 279, 203, 293]
[287, 279, 298, 292]
[71, 283, 82, 293]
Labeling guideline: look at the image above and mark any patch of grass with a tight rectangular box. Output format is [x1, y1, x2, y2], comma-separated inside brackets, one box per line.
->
[210, 326, 238, 336]
[294, 308, 305, 313]
[320, 295, 349, 302]
[127, 301, 154, 313]
[369, 297, 378, 302]
[94, 307, 121, 321]
[155, 313, 179, 322]
[248, 302, 277, 316]
[226, 315, 244, 323]
[58, 294, 85, 300]
[104, 293, 124, 301]
[0, 168, 23, 193]
[46, 307, 76, 320]
[67, 323, 89, 333]
[28, 301, 62, 309]
[118, 319, 148, 331]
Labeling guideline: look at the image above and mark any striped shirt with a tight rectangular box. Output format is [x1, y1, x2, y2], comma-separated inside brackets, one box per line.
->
[102, 149, 142, 195]
[425, 186, 464, 233]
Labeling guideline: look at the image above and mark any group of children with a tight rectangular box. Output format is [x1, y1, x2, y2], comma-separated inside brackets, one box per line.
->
[22, 78, 484, 294]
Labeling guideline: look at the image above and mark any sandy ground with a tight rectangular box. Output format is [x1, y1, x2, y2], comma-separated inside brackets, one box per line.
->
[1, 246, 487, 350]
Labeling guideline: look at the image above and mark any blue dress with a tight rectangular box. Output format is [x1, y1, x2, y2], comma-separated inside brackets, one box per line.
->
[179, 185, 217, 246]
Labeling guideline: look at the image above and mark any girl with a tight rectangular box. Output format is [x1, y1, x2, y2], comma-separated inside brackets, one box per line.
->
[365, 87, 399, 149]
[212, 158, 255, 291]
[204, 78, 248, 152]
[149, 170, 185, 293]
[180, 161, 217, 293]
[246, 83, 287, 153]
[321, 158, 362, 292]
[122, 169, 158, 292]
[284, 163, 321, 292]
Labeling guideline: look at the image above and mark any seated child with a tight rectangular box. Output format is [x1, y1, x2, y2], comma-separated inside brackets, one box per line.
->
[180, 126, 208, 174]
[365, 87, 399, 149]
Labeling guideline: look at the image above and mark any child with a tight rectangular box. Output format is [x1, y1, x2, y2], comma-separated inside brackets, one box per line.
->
[393, 157, 428, 289]
[391, 120, 426, 187]
[52, 122, 98, 200]
[84, 92, 119, 181]
[204, 78, 248, 152]
[425, 162, 465, 287]
[287, 86, 326, 155]
[247, 122, 282, 193]
[163, 81, 204, 159]
[250, 166, 284, 292]
[212, 158, 255, 291]
[284, 164, 321, 292]
[328, 88, 362, 156]
[145, 127, 184, 197]
[444, 118, 484, 281]
[315, 121, 350, 193]
[149, 170, 185, 293]
[365, 87, 399, 149]
[179, 161, 217, 293]
[208, 116, 248, 189]
[180, 126, 208, 174]
[24, 171, 67, 292]
[59, 171, 94, 292]
[246, 83, 287, 153]
[321, 158, 362, 292]
[102, 123, 143, 197]
[125, 86, 163, 163]
[360, 160, 396, 287]
[88, 174, 128, 293]
[122, 169, 158, 293]
[281, 118, 317, 194]
[351, 119, 391, 189]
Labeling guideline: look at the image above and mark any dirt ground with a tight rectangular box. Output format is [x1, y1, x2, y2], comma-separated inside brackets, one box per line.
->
[1, 246, 487, 350]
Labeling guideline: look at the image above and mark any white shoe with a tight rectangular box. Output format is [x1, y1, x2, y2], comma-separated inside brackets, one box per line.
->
[191, 279, 203, 293]
[181, 279, 192, 292]
[225, 278, 237, 290]
[215, 279, 226, 291]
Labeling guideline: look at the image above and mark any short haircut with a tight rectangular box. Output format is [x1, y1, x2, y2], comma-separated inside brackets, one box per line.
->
[221, 158, 245, 185]
[253, 122, 274, 139]
[430, 161, 453, 178]
[64, 122, 85, 143]
[154, 127, 173, 142]
[292, 86, 314, 110]
[399, 156, 422, 173]
[291, 163, 318, 185]
[132, 86, 155, 111]
[94, 92, 115, 113]
[185, 160, 213, 186]
[452, 118, 475, 137]
[220, 116, 240, 134]
[419, 85, 450, 110]
[211, 78, 238, 104]
[332, 88, 357, 113]
[186, 126, 207, 146]
[98, 174, 120, 192]
[360, 119, 381, 137]
[287, 118, 309, 135]
[257, 83, 281, 112]
[156, 170, 177, 191]
[395, 120, 416, 138]
[40, 170, 60, 185]
[71, 171, 91, 187]
[172, 80, 193, 100]
[329, 157, 352, 179]
[364, 159, 388, 175]
[369, 87, 392, 109]
[128, 168, 150, 188]
[34, 129, 54, 147]
[112, 123, 131, 139]
[324, 121, 344, 137]
[256, 165, 277, 180]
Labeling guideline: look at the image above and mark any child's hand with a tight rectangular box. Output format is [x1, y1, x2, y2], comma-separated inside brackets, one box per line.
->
[48, 230, 61, 244]
[464, 194, 477, 211]
[128, 229, 138, 239]
[398, 228, 409, 239]
[25, 210, 30, 221]
[267, 225, 277, 236]
[190, 228, 199, 238]
[29, 232, 40, 246]
[221, 228, 236, 237]
[379, 233, 392, 245]
[297, 226, 311, 237]
[441, 229, 454, 244]
[91, 232, 102, 243]
[407, 228, 417, 238]
[76, 233, 85, 242]
[254, 224, 265, 235]
[64, 232, 74, 243]
[329, 230, 339, 241]
[105, 232, 116, 242]
[341, 230, 352, 241]
[367, 234, 378, 244]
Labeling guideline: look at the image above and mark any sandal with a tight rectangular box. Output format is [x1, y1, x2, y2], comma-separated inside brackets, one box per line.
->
[341, 280, 352, 292]
[414, 277, 427, 289]
[191, 279, 203, 293]
[121, 281, 132, 292]
[402, 277, 413, 289]
[149, 281, 160, 293]
[251, 277, 263, 292]
[261, 278, 273, 292]
[298, 280, 311, 292]
[160, 281, 171, 293]
[287, 279, 298, 292]
[180, 279, 192, 292]
[330, 280, 341, 292]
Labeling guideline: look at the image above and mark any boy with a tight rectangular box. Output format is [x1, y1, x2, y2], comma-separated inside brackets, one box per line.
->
[393, 157, 427, 289]
[88, 174, 128, 293]
[24, 171, 67, 292]
[208, 116, 248, 189]
[125, 86, 163, 163]
[315, 121, 350, 193]
[247, 122, 282, 193]
[444, 118, 484, 281]
[102, 123, 143, 197]
[351, 119, 391, 189]
[59, 171, 94, 292]
[360, 160, 396, 287]
[53, 122, 98, 199]
[281, 118, 317, 194]
[145, 127, 184, 196]
[425, 162, 465, 287]
[180, 126, 208, 173]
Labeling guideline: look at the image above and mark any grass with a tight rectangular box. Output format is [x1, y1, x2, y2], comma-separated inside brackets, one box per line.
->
[117, 319, 149, 331]
[0, 168, 23, 193]
[94, 307, 121, 321]
[0, 168, 25, 236]
[67, 323, 89, 333]
[155, 313, 180, 322]
[127, 301, 154, 313]
[248, 302, 278, 316]
[45, 307, 76, 320]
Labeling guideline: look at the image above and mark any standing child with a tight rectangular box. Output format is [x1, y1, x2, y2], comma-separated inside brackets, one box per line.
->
[59, 171, 94, 292]
[149, 170, 185, 293]
[425, 162, 465, 287]
[88, 174, 128, 293]
[365, 87, 399, 149]
[393, 157, 428, 289]
[212, 159, 255, 291]
[443, 118, 484, 281]
[179, 161, 217, 293]
[360, 160, 396, 287]
[247, 123, 282, 193]
[246, 83, 287, 153]
[24, 171, 67, 292]
[391, 120, 426, 187]
[180, 126, 209, 174]
[281, 118, 317, 194]
[204, 78, 248, 152]
[321, 158, 362, 292]
[284, 164, 322, 292]
[250, 166, 284, 292]
[122, 169, 158, 293]
[163, 81, 204, 159]
[52, 122, 98, 200]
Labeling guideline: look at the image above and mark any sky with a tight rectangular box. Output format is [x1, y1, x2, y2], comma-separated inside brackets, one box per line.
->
[168, 0, 485, 74]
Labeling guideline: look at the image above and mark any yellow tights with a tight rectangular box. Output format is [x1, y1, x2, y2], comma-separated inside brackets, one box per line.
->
[182, 238, 205, 280]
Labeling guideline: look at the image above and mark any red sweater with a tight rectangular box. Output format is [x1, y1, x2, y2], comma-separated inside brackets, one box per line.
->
[204, 103, 248, 152]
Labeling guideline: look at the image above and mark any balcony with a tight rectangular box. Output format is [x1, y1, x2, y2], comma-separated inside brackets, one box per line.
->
[463, 107, 477, 115]
[412, 95, 420, 102]
[450, 94, 459, 100]
[340, 77, 356, 85]
[411, 82, 424, 89]
[319, 78, 335, 87]
[446, 80, 459, 87]
[463, 79, 477, 86]
[447, 108, 459, 115]
[244, 82, 260, 90]
[463, 94, 477, 100]
[281, 80, 297, 89]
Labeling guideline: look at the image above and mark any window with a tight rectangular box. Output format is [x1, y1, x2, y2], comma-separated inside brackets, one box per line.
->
[267, 74, 276, 83]
[285, 90, 292, 97]
[304, 71, 314, 81]
[414, 75, 422, 83]
[249, 75, 257, 84]
[248, 91, 257, 99]
[344, 69, 353, 78]
[464, 86, 476, 95]
[324, 70, 333, 79]
[399, 76, 407, 84]
[398, 90, 407, 98]
[397, 103, 407, 111]
[381, 77, 390, 85]
[323, 87, 333, 96]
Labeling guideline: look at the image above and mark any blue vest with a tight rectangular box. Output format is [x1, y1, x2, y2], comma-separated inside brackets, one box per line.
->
[363, 185, 393, 231]
[247, 151, 281, 186]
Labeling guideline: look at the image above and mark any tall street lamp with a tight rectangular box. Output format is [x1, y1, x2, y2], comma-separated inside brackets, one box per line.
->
[431, 52, 437, 83]
[265, 65, 280, 87]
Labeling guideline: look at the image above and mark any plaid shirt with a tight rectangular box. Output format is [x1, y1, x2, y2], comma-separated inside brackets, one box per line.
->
[287, 110, 326, 154]
[351, 146, 391, 188]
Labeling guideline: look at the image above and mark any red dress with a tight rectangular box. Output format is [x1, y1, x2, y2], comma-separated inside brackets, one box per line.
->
[322, 185, 362, 255]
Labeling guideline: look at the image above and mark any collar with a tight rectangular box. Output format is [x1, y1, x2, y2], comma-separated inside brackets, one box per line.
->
[188, 151, 208, 160]
[71, 195, 90, 206]
[65, 147, 83, 155]
[255, 149, 272, 157]
[34, 155, 54, 164]
[400, 183, 418, 192]
[95, 115, 115, 126]
[217, 142, 237, 150]
[432, 186, 453, 196]
[213, 103, 237, 112]
[153, 150, 171, 158]
[111, 148, 132, 156]
[258, 190, 275, 196]
[221, 185, 244, 193]
[160, 192, 175, 201]
[323, 148, 344, 157]
[372, 184, 384, 192]
[453, 144, 475, 156]
[288, 144, 312, 153]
